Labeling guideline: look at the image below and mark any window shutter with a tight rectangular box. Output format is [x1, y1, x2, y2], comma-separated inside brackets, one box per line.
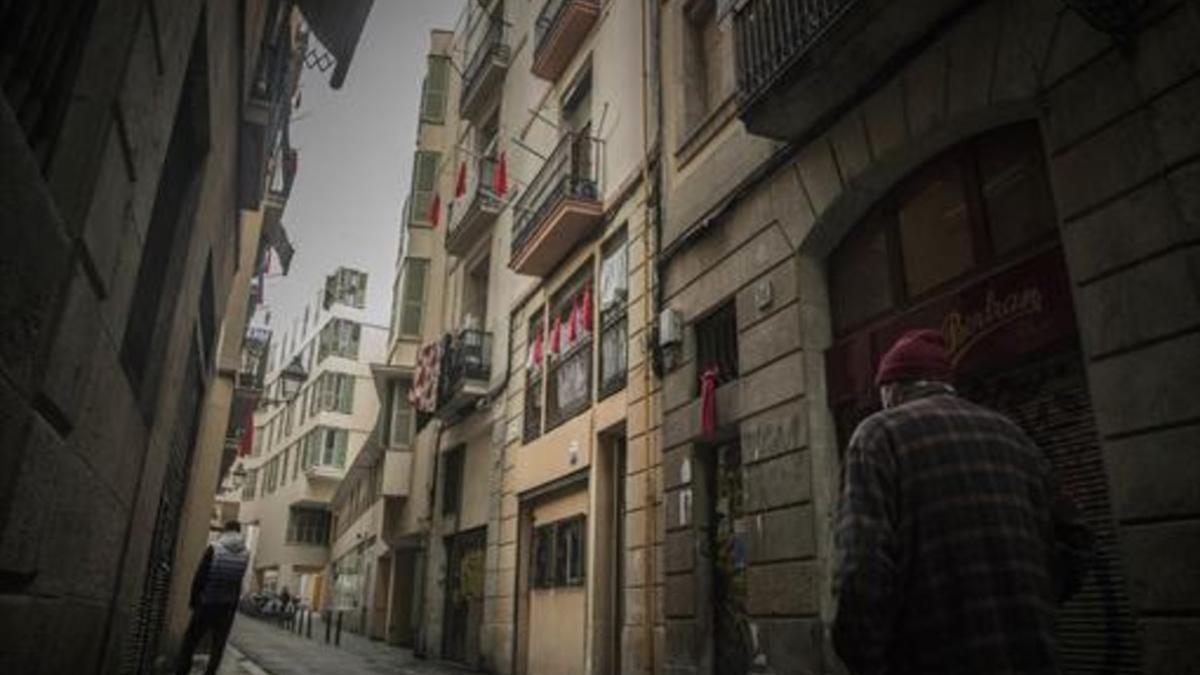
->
[421, 56, 450, 122]
[410, 151, 441, 225]
[400, 259, 430, 336]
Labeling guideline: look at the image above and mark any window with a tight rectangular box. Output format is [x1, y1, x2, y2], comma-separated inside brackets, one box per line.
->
[531, 515, 587, 589]
[695, 300, 738, 387]
[321, 428, 349, 468]
[829, 214, 895, 334]
[680, 0, 735, 142]
[323, 268, 368, 309]
[524, 310, 545, 443]
[827, 123, 1057, 338]
[242, 468, 258, 500]
[388, 381, 415, 447]
[896, 157, 974, 297]
[420, 56, 450, 123]
[410, 151, 441, 226]
[318, 319, 361, 362]
[975, 125, 1056, 255]
[599, 232, 628, 397]
[287, 507, 331, 545]
[547, 263, 594, 428]
[281, 448, 290, 485]
[120, 31, 209, 415]
[461, 255, 490, 332]
[300, 387, 309, 424]
[293, 445, 301, 481]
[316, 372, 355, 414]
[441, 446, 465, 515]
[252, 426, 263, 457]
[398, 259, 430, 338]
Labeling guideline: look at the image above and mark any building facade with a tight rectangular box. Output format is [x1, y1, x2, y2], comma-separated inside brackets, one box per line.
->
[238, 267, 386, 608]
[377, 2, 666, 673]
[653, 1, 1200, 674]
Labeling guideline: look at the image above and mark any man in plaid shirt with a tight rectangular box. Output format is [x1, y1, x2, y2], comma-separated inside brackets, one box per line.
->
[833, 329, 1093, 675]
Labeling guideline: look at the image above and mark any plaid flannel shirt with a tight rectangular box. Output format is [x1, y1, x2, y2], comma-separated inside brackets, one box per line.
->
[833, 387, 1093, 675]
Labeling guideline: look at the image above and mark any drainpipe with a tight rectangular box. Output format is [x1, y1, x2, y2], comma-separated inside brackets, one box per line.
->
[640, 1, 664, 674]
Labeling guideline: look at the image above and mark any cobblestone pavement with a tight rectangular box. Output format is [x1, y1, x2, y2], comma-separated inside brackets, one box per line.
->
[222, 614, 475, 675]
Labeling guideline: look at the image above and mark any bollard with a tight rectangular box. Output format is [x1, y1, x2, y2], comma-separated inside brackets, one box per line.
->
[335, 610, 343, 646]
[324, 610, 332, 644]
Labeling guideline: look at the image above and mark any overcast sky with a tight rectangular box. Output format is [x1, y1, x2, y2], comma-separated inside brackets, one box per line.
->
[262, 1, 465, 334]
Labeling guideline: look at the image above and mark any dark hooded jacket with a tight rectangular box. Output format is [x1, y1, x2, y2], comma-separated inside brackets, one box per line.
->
[190, 531, 250, 609]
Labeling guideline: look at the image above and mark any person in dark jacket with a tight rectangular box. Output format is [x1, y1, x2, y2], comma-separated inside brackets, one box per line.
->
[832, 329, 1094, 675]
[176, 520, 250, 675]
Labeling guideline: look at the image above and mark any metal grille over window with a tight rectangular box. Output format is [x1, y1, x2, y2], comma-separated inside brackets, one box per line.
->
[695, 301, 739, 386]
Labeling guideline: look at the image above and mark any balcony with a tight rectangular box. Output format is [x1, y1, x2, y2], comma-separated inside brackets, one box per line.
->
[531, 0, 599, 81]
[510, 132, 602, 276]
[435, 329, 493, 418]
[460, 20, 510, 122]
[446, 156, 504, 256]
[734, 0, 973, 140]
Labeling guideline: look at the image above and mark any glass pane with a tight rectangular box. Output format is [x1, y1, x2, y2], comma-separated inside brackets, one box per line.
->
[976, 125, 1056, 255]
[830, 219, 894, 335]
[897, 161, 974, 297]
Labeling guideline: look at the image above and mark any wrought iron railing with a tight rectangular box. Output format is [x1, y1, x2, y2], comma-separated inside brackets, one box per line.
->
[449, 154, 502, 238]
[462, 19, 508, 108]
[437, 329, 494, 409]
[511, 131, 601, 260]
[734, 0, 858, 103]
[534, 0, 598, 58]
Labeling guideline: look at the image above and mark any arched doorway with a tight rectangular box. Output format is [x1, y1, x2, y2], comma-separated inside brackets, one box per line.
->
[824, 122, 1141, 673]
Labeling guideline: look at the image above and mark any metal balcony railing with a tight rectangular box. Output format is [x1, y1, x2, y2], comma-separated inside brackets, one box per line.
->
[511, 131, 601, 260]
[462, 19, 507, 108]
[734, 0, 858, 103]
[437, 329, 494, 410]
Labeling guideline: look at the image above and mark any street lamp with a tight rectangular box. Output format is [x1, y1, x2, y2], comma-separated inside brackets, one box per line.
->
[259, 355, 309, 405]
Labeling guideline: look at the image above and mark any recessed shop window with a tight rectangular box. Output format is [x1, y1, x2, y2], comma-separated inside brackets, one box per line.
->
[897, 158, 974, 297]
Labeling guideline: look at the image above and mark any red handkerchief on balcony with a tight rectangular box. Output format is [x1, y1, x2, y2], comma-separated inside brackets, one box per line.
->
[429, 193, 441, 227]
[581, 285, 593, 332]
[495, 152, 509, 197]
[700, 367, 720, 439]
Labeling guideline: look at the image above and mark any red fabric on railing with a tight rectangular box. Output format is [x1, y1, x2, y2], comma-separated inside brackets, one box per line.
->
[429, 193, 441, 227]
[700, 367, 720, 438]
[495, 152, 509, 197]
[581, 284, 593, 332]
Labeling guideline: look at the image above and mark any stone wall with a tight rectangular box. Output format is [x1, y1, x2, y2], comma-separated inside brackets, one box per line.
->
[0, 2, 246, 672]
[657, 0, 1200, 673]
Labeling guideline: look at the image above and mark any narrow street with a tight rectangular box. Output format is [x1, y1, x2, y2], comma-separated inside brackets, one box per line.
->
[205, 615, 470, 675]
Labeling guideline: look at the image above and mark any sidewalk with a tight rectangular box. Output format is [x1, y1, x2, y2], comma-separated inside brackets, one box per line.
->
[226, 614, 473, 675]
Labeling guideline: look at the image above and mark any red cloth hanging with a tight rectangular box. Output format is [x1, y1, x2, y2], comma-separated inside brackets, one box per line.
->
[581, 284, 593, 332]
[568, 297, 579, 345]
[700, 367, 720, 438]
[494, 152, 508, 197]
[238, 407, 255, 456]
[530, 329, 543, 369]
[550, 315, 562, 355]
[429, 192, 441, 227]
[455, 161, 467, 198]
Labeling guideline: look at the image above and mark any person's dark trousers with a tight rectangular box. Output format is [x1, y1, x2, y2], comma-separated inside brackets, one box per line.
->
[175, 604, 237, 675]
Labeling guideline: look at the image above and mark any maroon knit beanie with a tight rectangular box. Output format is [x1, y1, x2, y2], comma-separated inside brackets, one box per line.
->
[875, 329, 953, 386]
